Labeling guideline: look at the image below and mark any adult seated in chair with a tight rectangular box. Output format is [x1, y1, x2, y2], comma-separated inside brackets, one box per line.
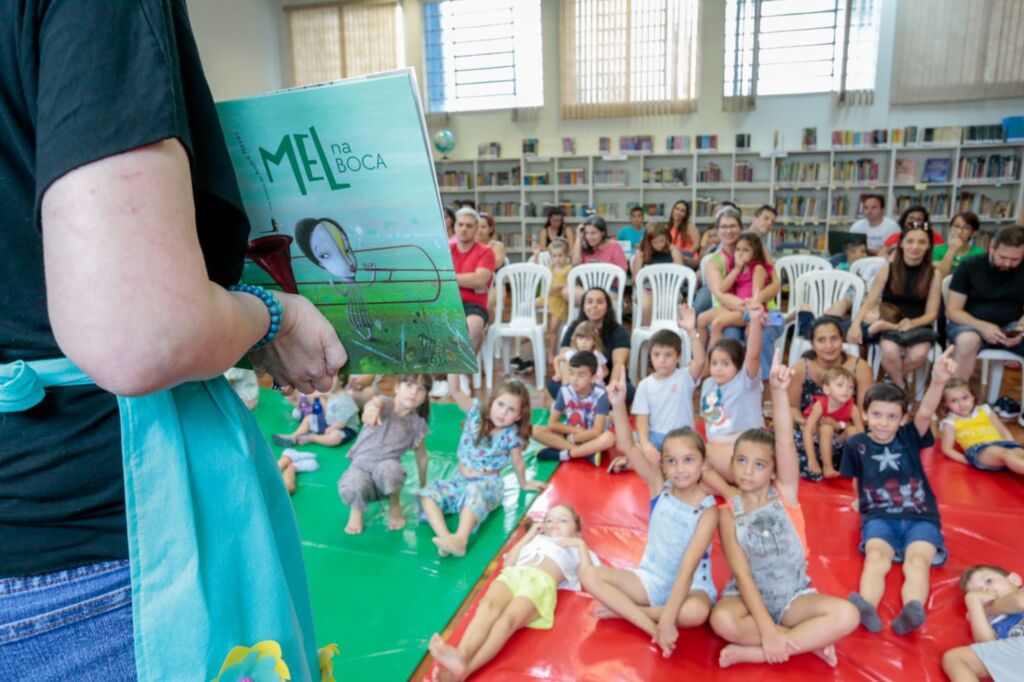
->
[450, 207, 495, 358]
[550, 287, 633, 402]
[934, 211, 986, 278]
[847, 222, 941, 389]
[849, 193, 900, 257]
[947, 225, 1024, 380]
[702, 206, 783, 381]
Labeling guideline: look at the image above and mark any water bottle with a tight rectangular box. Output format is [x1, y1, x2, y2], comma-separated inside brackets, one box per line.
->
[311, 397, 326, 434]
[298, 395, 312, 418]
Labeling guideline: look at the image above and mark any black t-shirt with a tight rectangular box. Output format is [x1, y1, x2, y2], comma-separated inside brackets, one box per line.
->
[882, 261, 929, 320]
[560, 317, 631, 354]
[0, 0, 249, 577]
[950, 253, 1024, 327]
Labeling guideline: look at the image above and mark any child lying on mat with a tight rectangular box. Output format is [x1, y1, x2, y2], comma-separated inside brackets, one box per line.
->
[581, 366, 718, 658]
[337, 374, 431, 535]
[429, 504, 598, 681]
[940, 378, 1024, 478]
[418, 374, 543, 558]
[942, 564, 1024, 682]
[710, 350, 859, 669]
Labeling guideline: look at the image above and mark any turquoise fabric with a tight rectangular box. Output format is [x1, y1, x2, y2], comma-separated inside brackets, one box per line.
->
[0, 358, 320, 680]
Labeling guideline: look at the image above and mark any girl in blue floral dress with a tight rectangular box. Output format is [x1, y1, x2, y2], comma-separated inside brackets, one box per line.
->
[420, 373, 543, 558]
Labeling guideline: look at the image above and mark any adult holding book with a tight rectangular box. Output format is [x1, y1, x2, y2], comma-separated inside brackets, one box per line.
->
[847, 223, 942, 389]
[849, 194, 900, 256]
[0, 3, 346, 680]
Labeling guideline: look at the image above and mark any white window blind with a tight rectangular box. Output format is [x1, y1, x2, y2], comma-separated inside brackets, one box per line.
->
[891, 0, 1024, 104]
[723, 0, 878, 105]
[287, 2, 404, 87]
[422, 0, 543, 113]
[560, 0, 699, 118]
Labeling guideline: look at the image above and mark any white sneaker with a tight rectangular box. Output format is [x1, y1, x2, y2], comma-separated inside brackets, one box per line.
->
[429, 380, 449, 399]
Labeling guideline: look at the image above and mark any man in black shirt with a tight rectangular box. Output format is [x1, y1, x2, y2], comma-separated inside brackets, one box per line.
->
[947, 225, 1024, 383]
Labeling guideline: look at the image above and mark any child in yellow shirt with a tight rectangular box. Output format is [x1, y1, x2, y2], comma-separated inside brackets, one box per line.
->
[939, 378, 1024, 477]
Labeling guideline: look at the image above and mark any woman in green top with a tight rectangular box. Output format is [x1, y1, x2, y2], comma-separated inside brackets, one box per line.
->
[935, 211, 986, 277]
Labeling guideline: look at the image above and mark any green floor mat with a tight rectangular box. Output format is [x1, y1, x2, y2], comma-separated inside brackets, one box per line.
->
[252, 389, 554, 681]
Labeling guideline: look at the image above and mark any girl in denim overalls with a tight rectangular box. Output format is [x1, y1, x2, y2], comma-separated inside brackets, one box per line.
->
[709, 350, 860, 669]
[580, 369, 718, 658]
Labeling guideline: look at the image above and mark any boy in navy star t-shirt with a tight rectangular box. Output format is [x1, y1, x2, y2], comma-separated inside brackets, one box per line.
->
[842, 347, 958, 637]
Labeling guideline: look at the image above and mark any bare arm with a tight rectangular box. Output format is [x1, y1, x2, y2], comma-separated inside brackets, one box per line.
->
[573, 412, 608, 443]
[753, 266, 781, 307]
[571, 226, 584, 265]
[706, 260, 745, 310]
[445, 372, 473, 413]
[505, 524, 540, 565]
[670, 246, 684, 266]
[803, 402, 823, 465]
[635, 413, 653, 446]
[42, 139, 342, 395]
[678, 303, 705, 380]
[610, 347, 630, 382]
[414, 442, 429, 487]
[966, 592, 1000, 643]
[788, 360, 807, 425]
[849, 262, 889, 332]
[743, 308, 764, 379]
[608, 375, 664, 496]
[916, 347, 955, 435]
[547, 408, 580, 436]
[656, 509, 718, 651]
[455, 266, 492, 291]
[769, 353, 801, 503]
[850, 405, 865, 432]
[939, 423, 968, 464]
[853, 359, 872, 413]
[992, 409, 1016, 441]
[947, 290, 1009, 346]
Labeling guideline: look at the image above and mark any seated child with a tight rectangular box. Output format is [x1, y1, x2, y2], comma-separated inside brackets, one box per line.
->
[710, 350, 859, 668]
[942, 565, 1024, 682]
[541, 238, 573, 361]
[273, 373, 360, 447]
[844, 347, 957, 636]
[698, 232, 773, 347]
[836, 240, 868, 272]
[631, 307, 706, 464]
[940, 378, 1024, 477]
[554, 321, 608, 384]
[801, 366, 864, 481]
[428, 504, 598, 681]
[337, 374, 431, 535]
[534, 351, 616, 466]
[699, 306, 765, 488]
[419, 375, 542, 558]
[582, 368, 717, 659]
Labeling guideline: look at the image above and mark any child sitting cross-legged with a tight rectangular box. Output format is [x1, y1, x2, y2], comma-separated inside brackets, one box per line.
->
[428, 504, 599, 681]
[942, 564, 1024, 682]
[337, 374, 431, 535]
[709, 350, 859, 669]
[939, 378, 1024, 477]
[581, 366, 718, 658]
[274, 372, 360, 447]
[801, 366, 864, 481]
[534, 351, 616, 467]
[844, 347, 957, 636]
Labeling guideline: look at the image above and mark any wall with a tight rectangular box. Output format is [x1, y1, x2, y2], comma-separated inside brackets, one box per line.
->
[189, 0, 1024, 149]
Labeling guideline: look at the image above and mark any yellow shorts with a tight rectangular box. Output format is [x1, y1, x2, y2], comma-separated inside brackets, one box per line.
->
[495, 565, 558, 629]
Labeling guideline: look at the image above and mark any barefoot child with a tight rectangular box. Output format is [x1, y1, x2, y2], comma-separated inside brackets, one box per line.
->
[940, 378, 1024, 477]
[844, 347, 956, 636]
[942, 565, 1024, 682]
[698, 232, 772, 347]
[429, 504, 598, 680]
[699, 306, 764, 487]
[337, 375, 431, 535]
[274, 373, 360, 447]
[541, 238, 572, 361]
[534, 351, 616, 466]
[802, 366, 864, 481]
[709, 350, 859, 669]
[419, 375, 543, 558]
[581, 367, 717, 658]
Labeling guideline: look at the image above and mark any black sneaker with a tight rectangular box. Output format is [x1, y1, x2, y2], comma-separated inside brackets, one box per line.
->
[513, 359, 535, 374]
[536, 447, 563, 461]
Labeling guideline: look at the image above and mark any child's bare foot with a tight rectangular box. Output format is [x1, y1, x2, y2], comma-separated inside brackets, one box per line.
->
[823, 467, 839, 479]
[812, 644, 838, 667]
[446, 535, 468, 557]
[432, 536, 452, 557]
[295, 434, 312, 445]
[429, 633, 466, 681]
[280, 462, 297, 495]
[344, 510, 364, 535]
[594, 604, 619, 620]
[433, 534, 466, 558]
[387, 505, 406, 531]
[718, 643, 761, 668]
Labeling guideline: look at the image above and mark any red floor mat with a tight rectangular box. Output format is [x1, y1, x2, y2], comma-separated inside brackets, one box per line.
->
[426, 447, 1024, 681]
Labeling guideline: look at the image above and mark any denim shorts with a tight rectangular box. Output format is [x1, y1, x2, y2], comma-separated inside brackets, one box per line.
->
[0, 560, 136, 681]
[965, 440, 1022, 471]
[860, 517, 947, 566]
[948, 322, 1024, 357]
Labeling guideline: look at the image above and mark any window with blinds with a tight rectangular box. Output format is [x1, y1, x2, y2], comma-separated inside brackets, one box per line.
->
[560, 0, 700, 118]
[422, 0, 543, 113]
[286, 2, 404, 87]
[724, 0, 879, 98]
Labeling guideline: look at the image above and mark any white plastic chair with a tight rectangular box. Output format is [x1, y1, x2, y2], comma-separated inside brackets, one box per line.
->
[848, 256, 886, 284]
[482, 263, 551, 391]
[560, 263, 628, 342]
[628, 264, 698, 383]
[774, 255, 832, 314]
[787, 271, 866, 366]
[941, 275, 1023, 406]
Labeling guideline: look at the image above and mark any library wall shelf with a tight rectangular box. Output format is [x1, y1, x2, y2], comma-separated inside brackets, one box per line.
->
[437, 143, 1024, 260]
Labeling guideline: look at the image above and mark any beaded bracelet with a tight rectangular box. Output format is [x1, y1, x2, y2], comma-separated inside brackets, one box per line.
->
[229, 283, 282, 351]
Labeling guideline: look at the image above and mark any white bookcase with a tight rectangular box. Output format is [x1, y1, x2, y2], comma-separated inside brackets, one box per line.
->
[435, 142, 1024, 259]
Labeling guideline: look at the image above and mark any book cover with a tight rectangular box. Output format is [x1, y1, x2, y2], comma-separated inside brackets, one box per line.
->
[216, 69, 476, 374]
[894, 158, 917, 184]
[922, 158, 950, 183]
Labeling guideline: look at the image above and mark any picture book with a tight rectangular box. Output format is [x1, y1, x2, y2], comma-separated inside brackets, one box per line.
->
[894, 158, 917, 184]
[922, 158, 951, 183]
[216, 69, 477, 375]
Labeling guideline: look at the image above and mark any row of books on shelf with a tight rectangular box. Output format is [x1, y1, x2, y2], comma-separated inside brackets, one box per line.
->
[522, 172, 549, 186]
[828, 125, 1003, 148]
[958, 154, 1019, 180]
[774, 196, 820, 219]
[556, 169, 586, 185]
[833, 159, 881, 184]
[595, 169, 627, 185]
[438, 170, 472, 188]
[777, 161, 828, 184]
[696, 163, 723, 184]
[957, 193, 1015, 218]
[893, 193, 950, 217]
[734, 162, 755, 183]
[478, 202, 520, 217]
[772, 228, 827, 251]
[477, 169, 520, 186]
[644, 167, 688, 184]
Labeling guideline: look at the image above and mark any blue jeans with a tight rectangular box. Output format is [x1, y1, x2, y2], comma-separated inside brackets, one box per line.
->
[0, 560, 136, 681]
[723, 324, 782, 381]
[693, 286, 713, 318]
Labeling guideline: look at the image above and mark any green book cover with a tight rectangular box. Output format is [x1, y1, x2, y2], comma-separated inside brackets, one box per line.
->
[216, 69, 475, 374]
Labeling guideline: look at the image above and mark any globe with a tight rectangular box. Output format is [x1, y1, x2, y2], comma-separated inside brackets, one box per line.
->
[433, 129, 456, 156]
